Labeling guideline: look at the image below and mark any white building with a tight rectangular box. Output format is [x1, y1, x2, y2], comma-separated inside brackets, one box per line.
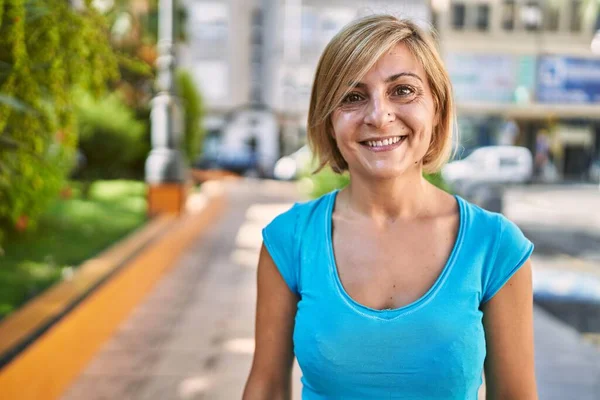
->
[433, 0, 600, 180]
[179, 0, 431, 165]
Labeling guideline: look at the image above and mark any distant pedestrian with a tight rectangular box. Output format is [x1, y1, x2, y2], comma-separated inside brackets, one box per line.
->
[244, 15, 537, 400]
[534, 131, 550, 180]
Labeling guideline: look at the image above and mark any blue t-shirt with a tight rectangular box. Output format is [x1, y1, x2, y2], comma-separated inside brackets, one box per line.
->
[262, 190, 534, 400]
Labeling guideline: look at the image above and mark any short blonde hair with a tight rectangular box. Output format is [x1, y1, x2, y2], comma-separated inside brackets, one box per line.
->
[307, 15, 455, 174]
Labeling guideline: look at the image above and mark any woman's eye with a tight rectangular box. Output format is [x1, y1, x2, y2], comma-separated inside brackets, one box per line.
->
[394, 86, 414, 96]
[342, 93, 363, 103]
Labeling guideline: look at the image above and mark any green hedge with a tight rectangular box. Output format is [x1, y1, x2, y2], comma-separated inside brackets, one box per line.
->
[75, 90, 148, 180]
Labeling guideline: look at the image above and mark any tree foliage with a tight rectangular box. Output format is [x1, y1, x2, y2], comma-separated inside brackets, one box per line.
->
[75, 89, 148, 180]
[0, 0, 119, 242]
[176, 69, 205, 162]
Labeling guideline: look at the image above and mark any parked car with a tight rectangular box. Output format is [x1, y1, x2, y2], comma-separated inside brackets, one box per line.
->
[273, 145, 312, 180]
[194, 150, 258, 176]
[442, 146, 533, 185]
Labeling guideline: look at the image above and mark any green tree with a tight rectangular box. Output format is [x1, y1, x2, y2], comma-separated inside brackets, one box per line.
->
[176, 69, 205, 163]
[583, 0, 600, 28]
[0, 0, 120, 243]
[75, 90, 148, 181]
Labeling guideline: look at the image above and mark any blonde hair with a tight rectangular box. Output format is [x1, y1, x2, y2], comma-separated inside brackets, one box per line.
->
[307, 15, 455, 174]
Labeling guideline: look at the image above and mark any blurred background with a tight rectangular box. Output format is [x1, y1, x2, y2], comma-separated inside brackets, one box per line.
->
[1, 0, 600, 399]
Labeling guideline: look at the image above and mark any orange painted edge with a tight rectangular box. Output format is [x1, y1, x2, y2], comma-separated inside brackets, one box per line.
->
[0, 215, 174, 357]
[0, 193, 226, 400]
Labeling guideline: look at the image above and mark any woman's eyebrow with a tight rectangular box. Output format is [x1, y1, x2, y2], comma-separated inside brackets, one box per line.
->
[385, 72, 423, 83]
[349, 72, 423, 88]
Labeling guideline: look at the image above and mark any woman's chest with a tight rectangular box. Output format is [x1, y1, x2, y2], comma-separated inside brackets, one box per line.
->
[332, 218, 457, 310]
[294, 297, 486, 398]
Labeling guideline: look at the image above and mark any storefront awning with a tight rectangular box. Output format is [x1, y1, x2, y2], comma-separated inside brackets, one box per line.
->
[457, 102, 600, 120]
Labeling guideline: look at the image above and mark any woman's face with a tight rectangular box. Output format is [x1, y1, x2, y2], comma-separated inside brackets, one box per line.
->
[330, 42, 437, 180]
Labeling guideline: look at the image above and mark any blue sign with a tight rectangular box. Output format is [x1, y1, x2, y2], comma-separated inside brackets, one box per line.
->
[537, 56, 600, 104]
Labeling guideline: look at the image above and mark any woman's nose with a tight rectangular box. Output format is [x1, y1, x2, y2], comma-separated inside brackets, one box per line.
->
[363, 96, 395, 128]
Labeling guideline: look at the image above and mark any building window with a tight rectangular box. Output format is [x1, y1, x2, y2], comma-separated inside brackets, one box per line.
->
[190, 3, 228, 44]
[300, 8, 318, 49]
[319, 8, 355, 44]
[570, 0, 582, 32]
[521, 1, 542, 31]
[502, 0, 516, 31]
[451, 2, 466, 30]
[544, 3, 560, 31]
[476, 4, 490, 31]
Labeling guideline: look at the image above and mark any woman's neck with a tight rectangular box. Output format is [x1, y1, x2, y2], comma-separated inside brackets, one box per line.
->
[340, 167, 433, 223]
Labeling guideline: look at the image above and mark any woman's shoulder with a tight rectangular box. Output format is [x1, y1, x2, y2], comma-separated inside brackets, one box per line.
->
[265, 190, 336, 232]
[261, 190, 336, 295]
[460, 196, 535, 304]
[458, 195, 503, 229]
[457, 195, 526, 243]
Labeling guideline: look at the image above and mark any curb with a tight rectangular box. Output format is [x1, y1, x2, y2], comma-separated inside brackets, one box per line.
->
[0, 183, 226, 400]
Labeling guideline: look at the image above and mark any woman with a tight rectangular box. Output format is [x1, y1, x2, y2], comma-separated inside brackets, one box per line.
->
[243, 15, 537, 400]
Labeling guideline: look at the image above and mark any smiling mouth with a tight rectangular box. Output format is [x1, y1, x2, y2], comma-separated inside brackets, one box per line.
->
[360, 135, 407, 150]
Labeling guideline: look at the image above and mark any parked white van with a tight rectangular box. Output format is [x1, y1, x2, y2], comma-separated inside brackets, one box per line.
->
[442, 146, 534, 185]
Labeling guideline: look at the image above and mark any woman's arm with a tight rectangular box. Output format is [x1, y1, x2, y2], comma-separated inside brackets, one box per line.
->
[242, 244, 299, 400]
[481, 259, 538, 400]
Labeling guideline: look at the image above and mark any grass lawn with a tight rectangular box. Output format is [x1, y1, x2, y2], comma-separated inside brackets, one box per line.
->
[0, 180, 148, 319]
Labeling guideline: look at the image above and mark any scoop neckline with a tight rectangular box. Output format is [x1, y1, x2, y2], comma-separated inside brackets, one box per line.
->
[325, 189, 465, 319]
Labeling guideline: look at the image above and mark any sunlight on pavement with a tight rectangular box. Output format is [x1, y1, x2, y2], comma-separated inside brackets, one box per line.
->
[223, 338, 255, 354]
[201, 180, 227, 197]
[533, 266, 600, 301]
[177, 376, 213, 399]
[231, 203, 295, 267]
[245, 203, 294, 223]
[235, 222, 266, 249]
[185, 192, 208, 214]
[231, 248, 260, 269]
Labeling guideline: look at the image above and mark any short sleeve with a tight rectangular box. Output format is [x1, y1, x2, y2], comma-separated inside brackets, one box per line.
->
[481, 214, 534, 304]
[262, 203, 300, 295]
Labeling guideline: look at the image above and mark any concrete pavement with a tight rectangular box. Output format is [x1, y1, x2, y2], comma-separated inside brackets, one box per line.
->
[61, 180, 600, 400]
[504, 184, 600, 263]
[504, 185, 600, 336]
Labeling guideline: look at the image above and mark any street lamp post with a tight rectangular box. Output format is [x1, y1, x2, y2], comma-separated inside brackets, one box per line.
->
[145, 0, 187, 216]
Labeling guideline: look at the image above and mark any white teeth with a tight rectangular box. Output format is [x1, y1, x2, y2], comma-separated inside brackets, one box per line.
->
[365, 136, 406, 147]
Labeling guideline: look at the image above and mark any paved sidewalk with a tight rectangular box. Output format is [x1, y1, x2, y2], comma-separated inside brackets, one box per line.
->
[61, 180, 600, 400]
[535, 307, 600, 399]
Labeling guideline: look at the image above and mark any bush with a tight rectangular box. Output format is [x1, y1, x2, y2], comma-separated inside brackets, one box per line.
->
[424, 171, 451, 192]
[304, 167, 350, 198]
[303, 167, 450, 199]
[0, 179, 147, 317]
[75, 90, 148, 180]
[0, 0, 119, 245]
[176, 69, 205, 163]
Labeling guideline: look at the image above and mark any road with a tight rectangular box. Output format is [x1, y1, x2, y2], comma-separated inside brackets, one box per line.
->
[504, 185, 600, 333]
[504, 184, 600, 264]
